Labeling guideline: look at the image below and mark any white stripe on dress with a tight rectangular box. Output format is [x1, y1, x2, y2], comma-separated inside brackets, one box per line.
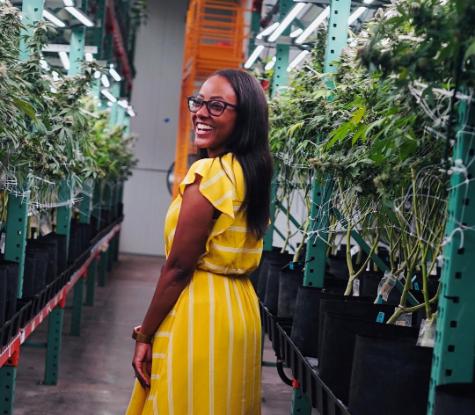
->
[200, 170, 226, 189]
[214, 190, 234, 207]
[167, 334, 174, 415]
[250, 297, 258, 411]
[188, 280, 194, 415]
[200, 260, 248, 276]
[233, 281, 248, 415]
[153, 353, 166, 359]
[211, 242, 261, 254]
[224, 278, 234, 415]
[208, 273, 215, 415]
[227, 226, 248, 233]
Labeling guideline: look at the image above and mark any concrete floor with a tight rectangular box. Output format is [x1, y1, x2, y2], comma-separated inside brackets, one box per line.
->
[14, 254, 294, 414]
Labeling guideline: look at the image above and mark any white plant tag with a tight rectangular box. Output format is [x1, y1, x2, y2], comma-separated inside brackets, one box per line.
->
[377, 271, 397, 302]
[40, 213, 53, 236]
[417, 318, 436, 348]
[352, 278, 360, 296]
[430, 265, 438, 276]
[395, 312, 412, 327]
[350, 245, 360, 257]
[0, 232, 5, 254]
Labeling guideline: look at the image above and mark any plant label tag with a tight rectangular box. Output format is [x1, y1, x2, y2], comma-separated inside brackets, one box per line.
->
[0, 232, 5, 254]
[376, 311, 385, 323]
[350, 245, 360, 257]
[395, 313, 412, 327]
[289, 262, 294, 270]
[352, 278, 360, 296]
[377, 272, 397, 302]
[417, 318, 436, 348]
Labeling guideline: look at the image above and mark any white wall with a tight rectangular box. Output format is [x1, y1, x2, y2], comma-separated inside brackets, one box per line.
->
[120, 0, 188, 256]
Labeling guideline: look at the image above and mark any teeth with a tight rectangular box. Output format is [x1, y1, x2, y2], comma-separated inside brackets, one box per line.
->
[197, 122, 212, 131]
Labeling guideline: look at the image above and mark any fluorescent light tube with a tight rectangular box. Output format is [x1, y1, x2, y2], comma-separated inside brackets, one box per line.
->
[93, 70, 101, 79]
[348, 0, 374, 25]
[65, 6, 94, 27]
[127, 106, 136, 117]
[43, 10, 66, 28]
[256, 22, 279, 40]
[63, 0, 74, 6]
[118, 99, 128, 109]
[287, 50, 310, 72]
[101, 89, 117, 103]
[109, 65, 122, 82]
[244, 45, 265, 69]
[295, 7, 330, 45]
[58, 51, 70, 70]
[290, 28, 303, 38]
[268, 2, 306, 42]
[85, 52, 94, 62]
[101, 74, 110, 88]
[265, 56, 276, 71]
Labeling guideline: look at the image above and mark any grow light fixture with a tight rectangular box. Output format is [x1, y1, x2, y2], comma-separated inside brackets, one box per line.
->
[265, 56, 276, 71]
[101, 89, 117, 103]
[65, 6, 94, 27]
[127, 106, 136, 117]
[85, 52, 94, 62]
[287, 50, 310, 72]
[43, 10, 66, 28]
[118, 99, 129, 109]
[101, 74, 110, 88]
[109, 65, 122, 82]
[268, 2, 307, 42]
[295, 6, 330, 45]
[58, 51, 70, 70]
[93, 70, 101, 79]
[290, 28, 303, 38]
[256, 22, 279, 40]
[63, 0, 74, 6]
[244, 45, 265, 69]
[348, 0, 374, 25]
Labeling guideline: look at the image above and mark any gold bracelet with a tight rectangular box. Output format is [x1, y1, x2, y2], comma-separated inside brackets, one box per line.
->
[132, 325, 153, 344]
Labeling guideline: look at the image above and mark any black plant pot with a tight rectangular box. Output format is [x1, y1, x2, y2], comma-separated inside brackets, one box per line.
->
[28, 238, 58, 283]
[326, 249, 348, 280]
[0, 268, 7, 326]
[290, 286, 323, 357]
[319, 312, 418, 404]
[256, 248, 282, 300]
[25, 247, 49, 295]
[317, 295, 399, 358]
[277, 265, 304, 319]
[348, 334, 433, 415]
[263, 251, 294, 314]
[434, 383, 475, 415]
[22, 254, 37, 298]
[0, 261, 19, 321]
[42, 233, 67, 274]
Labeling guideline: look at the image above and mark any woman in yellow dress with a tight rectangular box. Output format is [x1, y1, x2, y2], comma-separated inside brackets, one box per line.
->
[125, 69, 273, 415]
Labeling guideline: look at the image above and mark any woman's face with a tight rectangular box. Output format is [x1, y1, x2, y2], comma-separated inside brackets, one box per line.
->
[192, 75, 238, 157]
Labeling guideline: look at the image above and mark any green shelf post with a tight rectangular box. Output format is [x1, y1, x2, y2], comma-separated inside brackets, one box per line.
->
[263, 0, 293, 252]
[290, 387, 312, 414]
[93, 180, 103, 231]
[427, 100, 475, 413]
[295, 1, 351, 412]
[303, 0, 351, 288]
[85, 258, 98, 306]
[1, 2, 45, 411]
[71, 280, 84, 337]
[0, 366, 17, 415]
[44, 307, 65, 385]
[98, 250, 108, 287]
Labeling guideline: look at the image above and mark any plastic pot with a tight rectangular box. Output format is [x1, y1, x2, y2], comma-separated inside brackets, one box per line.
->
[42, 233, 67, 274]
[0, 268, 7, 326]
[319, 312, 418, 404]
[277, 265, 304, 319]
[256, 248, 281, 300]
[28, 238, 58, 283]
[434, 383, 475, 415]
[0, 260, 19, 322]
[263, 251, 294, 314]
[348, 334, 433, 415]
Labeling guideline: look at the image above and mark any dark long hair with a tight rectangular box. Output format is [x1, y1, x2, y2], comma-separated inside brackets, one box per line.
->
[213, 69, 273, 240]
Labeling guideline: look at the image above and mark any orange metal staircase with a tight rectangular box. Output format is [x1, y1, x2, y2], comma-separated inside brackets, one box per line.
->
[172, 0, 248, 196]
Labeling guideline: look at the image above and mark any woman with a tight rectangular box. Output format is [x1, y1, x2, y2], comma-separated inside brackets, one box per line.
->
[125, 69, 273, 415]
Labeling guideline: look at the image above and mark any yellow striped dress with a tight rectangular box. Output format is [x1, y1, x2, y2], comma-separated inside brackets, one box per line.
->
[126, 152, 262, 415]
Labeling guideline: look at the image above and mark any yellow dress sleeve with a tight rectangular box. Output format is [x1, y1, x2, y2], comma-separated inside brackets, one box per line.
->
[178, 156, 238, 245]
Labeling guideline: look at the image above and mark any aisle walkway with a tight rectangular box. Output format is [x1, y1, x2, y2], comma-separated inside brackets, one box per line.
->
[14, 254, 293, 414]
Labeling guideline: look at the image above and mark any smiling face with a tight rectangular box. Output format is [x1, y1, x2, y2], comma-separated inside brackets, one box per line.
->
[192, 75, 238, 158]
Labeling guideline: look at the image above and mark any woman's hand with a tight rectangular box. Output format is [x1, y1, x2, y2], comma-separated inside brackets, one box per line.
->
[132, 342, 152, 389]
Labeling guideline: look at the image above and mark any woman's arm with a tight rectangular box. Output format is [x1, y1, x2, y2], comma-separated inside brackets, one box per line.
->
[132, 176, 215, 387]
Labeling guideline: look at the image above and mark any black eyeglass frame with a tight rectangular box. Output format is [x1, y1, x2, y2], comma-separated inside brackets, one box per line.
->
[187, 96, 238, 116]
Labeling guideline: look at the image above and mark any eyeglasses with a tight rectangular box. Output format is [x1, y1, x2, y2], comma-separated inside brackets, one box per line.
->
[187, 96, 238, 116]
